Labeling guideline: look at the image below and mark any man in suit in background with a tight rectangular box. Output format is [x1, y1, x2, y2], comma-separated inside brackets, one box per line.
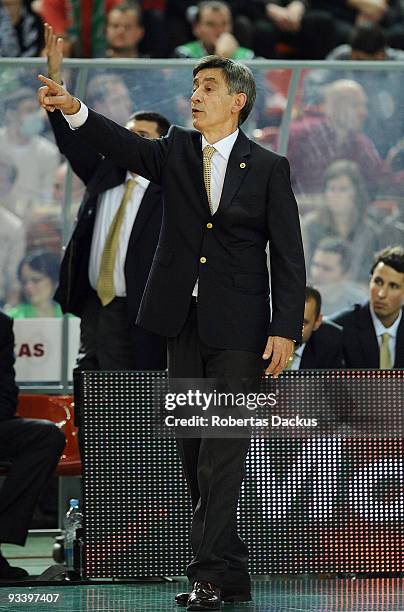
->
[44, 24, 168, 371]
[0, 312, 65, 579]
[331, 246, 404, 368]
[288, 286, 344, 370]
[38, 54, 305, 610]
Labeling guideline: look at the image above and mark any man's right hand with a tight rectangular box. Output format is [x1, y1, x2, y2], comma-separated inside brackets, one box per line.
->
[37, 75, 80, 115]
[44, 22, 64, 85]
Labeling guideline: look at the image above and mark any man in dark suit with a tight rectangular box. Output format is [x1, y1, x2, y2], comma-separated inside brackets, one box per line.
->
[44, 25, 168, 371]
[288, 286, 344, 370]
[0, 312, 65, 578]
[331, 246, 404, 368]
[38, 54, 305, 610]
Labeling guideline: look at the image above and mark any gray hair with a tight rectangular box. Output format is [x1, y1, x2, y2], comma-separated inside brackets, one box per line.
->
[193, 55, 256, 125]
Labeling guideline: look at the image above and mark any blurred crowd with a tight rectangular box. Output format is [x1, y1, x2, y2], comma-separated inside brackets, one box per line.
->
[2, 0, 404, 60]
[0, 0, 403, 321]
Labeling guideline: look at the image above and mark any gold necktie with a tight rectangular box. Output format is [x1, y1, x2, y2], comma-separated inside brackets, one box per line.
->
[203, 145, 216, 214]
[379, 332, 392, 369]
[96, 178, 137, 306]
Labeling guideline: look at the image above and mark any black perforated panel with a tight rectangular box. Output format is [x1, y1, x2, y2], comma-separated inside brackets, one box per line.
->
[78, 370, 404, 577]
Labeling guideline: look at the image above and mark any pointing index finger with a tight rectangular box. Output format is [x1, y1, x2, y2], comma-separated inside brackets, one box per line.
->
[38, 74, 59, 90]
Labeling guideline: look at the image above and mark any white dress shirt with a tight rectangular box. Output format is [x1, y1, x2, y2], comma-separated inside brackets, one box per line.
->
[291, 343, 306, 370]
[63, 105, 150, 297]
[200, 130, 239, 215]
[89, 172, 149, 296]
[370, 305, 402, 366]
[192, 129, 239, 296]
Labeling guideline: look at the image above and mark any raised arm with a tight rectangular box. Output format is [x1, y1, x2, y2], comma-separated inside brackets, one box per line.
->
[38, 75, 170, 185]
[44, 24, 103, 184]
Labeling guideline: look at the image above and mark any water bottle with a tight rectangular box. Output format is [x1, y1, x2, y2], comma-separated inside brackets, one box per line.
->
[64, 499, 83, 570]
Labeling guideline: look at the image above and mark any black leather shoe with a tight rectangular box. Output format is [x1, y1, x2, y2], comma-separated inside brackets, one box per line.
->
[0, 553, 29, 579]
[176, 585, 251, 606]
[186, 581, 221, 610]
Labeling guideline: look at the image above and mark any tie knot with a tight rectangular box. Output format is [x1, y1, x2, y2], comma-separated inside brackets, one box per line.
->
[382, 332, 391, 342]
[203, 145, 216, 162]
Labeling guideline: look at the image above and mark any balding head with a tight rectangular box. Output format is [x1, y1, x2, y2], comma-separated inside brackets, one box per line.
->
[323, 79, 368, 132]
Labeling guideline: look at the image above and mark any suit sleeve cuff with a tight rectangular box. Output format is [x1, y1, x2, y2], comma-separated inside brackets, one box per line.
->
[62, 101, 88, 129]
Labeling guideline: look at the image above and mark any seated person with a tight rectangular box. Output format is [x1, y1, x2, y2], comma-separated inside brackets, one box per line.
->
[104, 2, 145, 58]
[286, 79, 402, 197]
[37, 0, 121, 57]
[288, 286, 344, 369]
[310, 0, 404, 51]
[331, 246, 404, 368]
[0, 87, 59, 218]
[0, 0, 44, 57]
[327, 22, 404, 60]
[173, 0, 255, 59]
[252, 0, 336, 59]
[309, 237, 368, 316]
[300, 160, 381, 283]
[0, 311, 65, 578]
[6, 251, 62, 319]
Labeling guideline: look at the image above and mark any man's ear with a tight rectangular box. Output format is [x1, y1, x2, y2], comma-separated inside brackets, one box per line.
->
[313, 313, 323, 331]
[232, 92, 247, 116]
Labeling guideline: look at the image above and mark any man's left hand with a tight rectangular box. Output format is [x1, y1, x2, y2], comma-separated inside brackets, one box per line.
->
[263, 336, 294, 377]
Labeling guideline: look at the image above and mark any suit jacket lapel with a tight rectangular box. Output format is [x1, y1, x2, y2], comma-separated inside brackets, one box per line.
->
[300, 343, 314, 369]
[394, 308, 404, 367]
[217, 130, 251, 215]
[128, 183, 161, 248]
[357, 304, 379, 368]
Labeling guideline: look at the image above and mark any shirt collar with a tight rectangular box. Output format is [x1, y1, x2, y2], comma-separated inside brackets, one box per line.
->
[126, 171, 149, 190]
[370, 304, 402, 339]
[295, 343, 306, 358]
[201, 129, 239, 161]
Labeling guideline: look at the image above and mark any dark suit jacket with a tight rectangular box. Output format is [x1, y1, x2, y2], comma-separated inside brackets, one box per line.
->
[0, 313, 18, 421]
[74, 109, 306, 352]
[300, 320, 344, 369]
[331, 302, 404, 368]
[48, 110, 167, 370]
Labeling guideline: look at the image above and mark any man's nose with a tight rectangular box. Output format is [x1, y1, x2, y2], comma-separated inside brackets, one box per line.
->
[191, 88, 202, 103]
[378, 286, 387, 298]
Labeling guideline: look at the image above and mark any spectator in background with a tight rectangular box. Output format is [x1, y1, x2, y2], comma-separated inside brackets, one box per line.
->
[0, 157, 26, 309]
[85, 72, 133, 125]
[287, 286, 344, 369]
[0, 311, 65, 578]
[0, 87, 59, 218]
[322, 24, 404, 158]
[301, 160, 380, 283]
[310, 0, 404, 51]
[251, 0, 336, 59]
[286, 79, 401, 197]
[309, 237, 368, 315]
[380, 197, 404, 254]
[6, 251, 62, 319]
[173, 1, 255, 59]
[104, 2, 145, 58]
[327, 21, 404, 60]
[37, 0, 121, 57]
[0, 0, 44, 56]
[331, 246, 404, 368]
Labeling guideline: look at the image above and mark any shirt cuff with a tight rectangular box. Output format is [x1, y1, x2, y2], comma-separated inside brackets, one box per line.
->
[62, 101, 88, 129]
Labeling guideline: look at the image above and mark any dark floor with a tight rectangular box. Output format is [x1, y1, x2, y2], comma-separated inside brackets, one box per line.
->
[1, 535, 403, 611]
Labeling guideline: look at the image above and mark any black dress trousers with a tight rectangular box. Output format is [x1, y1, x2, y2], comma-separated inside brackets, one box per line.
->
[168, 300, 263, 589]
[0, 418, 65, 546]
